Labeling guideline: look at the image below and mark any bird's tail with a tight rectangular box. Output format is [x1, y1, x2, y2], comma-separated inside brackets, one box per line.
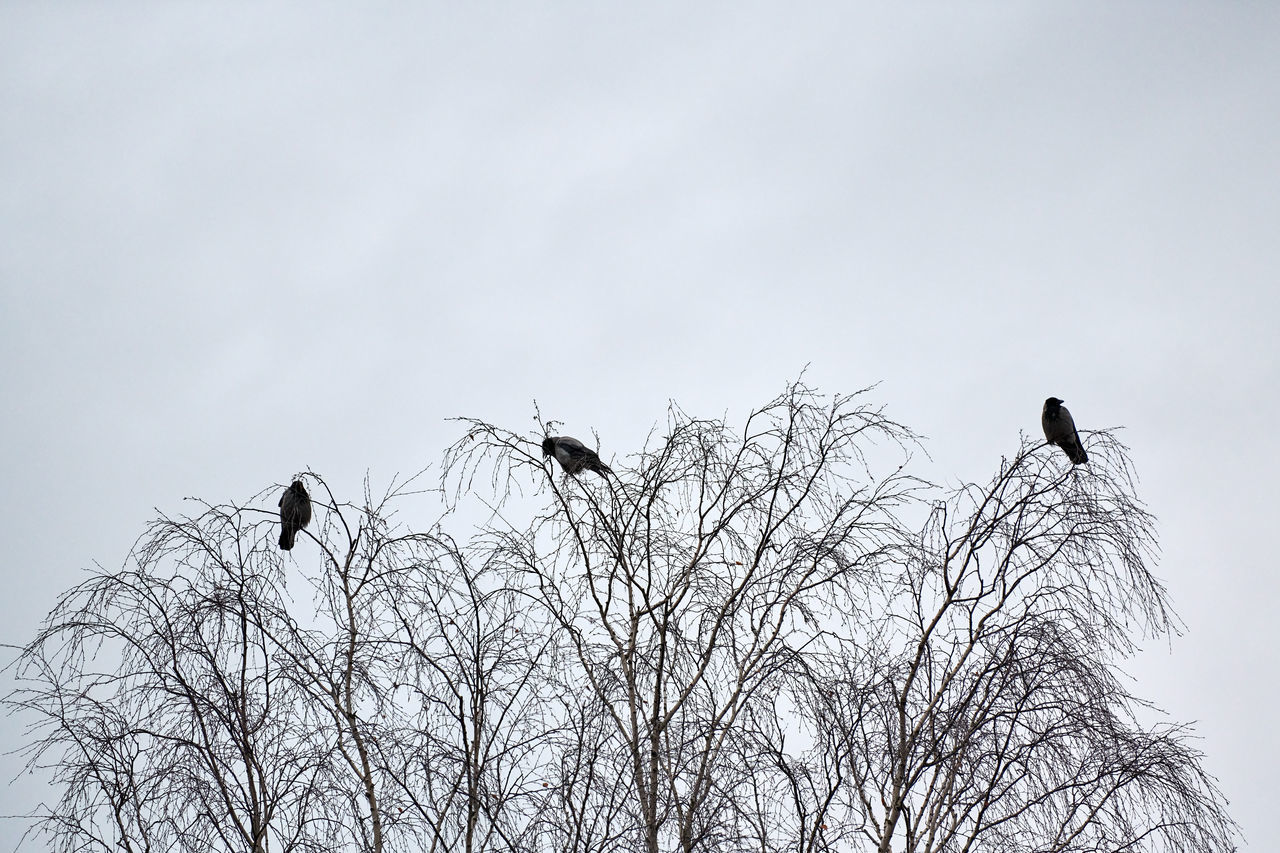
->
[280, 527, 295, 550]
[1064, 433, 1088, 465]
[591, 461, 613, 477]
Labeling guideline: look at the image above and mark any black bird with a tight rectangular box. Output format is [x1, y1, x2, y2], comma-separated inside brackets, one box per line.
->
[1041, 397, 1088, 465]
[541, 436, 612, 477]
[278, 480, 312, 550]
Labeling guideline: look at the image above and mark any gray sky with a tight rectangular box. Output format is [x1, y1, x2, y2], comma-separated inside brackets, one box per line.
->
[2, 3, 1277, 849]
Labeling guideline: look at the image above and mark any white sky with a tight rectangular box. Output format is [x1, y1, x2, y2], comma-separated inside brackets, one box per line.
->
[2, 3, 1277, 849]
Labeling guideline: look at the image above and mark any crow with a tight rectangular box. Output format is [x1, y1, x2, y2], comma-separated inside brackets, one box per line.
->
[1041, 397, 1088, 465]
[278, 480, 312, 550]
[541, 436, 612, 477]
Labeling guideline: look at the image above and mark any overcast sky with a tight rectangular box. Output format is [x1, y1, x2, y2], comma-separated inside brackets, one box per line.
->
[2, 3, 1277, 849]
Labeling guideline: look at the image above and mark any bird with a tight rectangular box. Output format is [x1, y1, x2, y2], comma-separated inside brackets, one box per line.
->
[1041, 397, 1088, 465]
[541, 436, 612, 477]
[278, 480, 312, 550]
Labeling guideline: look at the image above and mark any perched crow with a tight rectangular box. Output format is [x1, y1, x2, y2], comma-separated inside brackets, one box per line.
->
[278, 480, 312, 550]
[1041, 397, 1088, 465]
[541, 436, 612, 477]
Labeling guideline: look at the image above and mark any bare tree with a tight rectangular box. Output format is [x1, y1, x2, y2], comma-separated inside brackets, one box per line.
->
[446, 384, 924, 853]
[8, 381, 1238, 853]
[6, 475, 555, 853]
[809, 434, 1239, 853]
[6, 500, 341, 853]
[377, 536, 559, 853]
[445, 382, 1236, 853]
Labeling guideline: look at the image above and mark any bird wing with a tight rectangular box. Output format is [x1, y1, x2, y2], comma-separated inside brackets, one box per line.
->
[554, 438, 595, 465]
[554, 436, 590, 454]
[1043, 407, 1088, 464]
[295, 489, 312, 526]
[1059, 406, 1077, 435]
[1043, 409, 1074, 445]
[1066, 423, 1088, 464]
[549, 436, 612, 476]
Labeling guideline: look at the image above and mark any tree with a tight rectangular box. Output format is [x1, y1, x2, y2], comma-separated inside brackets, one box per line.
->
[6, 476, 553, 853]
[809, 434, 1235, 853]
[6, 499, 340, 853]
[7, 382, 1237, 853]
